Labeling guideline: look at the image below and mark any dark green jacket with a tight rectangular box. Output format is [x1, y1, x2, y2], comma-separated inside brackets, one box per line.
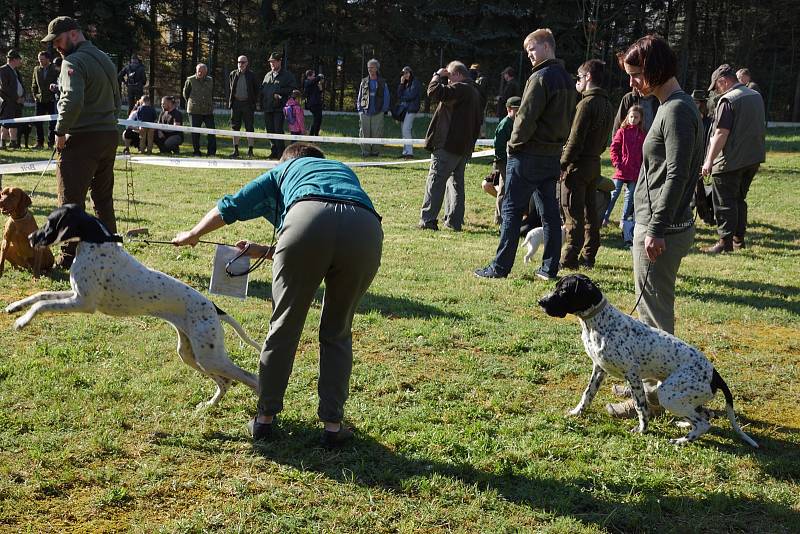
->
[55, 41, 121, 134]
[261, 68, 297, 112]
[561, 87, 614, 168]
[508, 58, 576, 156]
[183, 75, 214, 115]
[31, 64, 59, 104]
[493, 114, 513, 162]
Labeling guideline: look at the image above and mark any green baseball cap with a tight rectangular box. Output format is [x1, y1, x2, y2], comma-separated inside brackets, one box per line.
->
[42, 16, 80, 42]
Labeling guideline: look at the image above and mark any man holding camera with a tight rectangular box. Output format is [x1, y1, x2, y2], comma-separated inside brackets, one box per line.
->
[417, 61, 483, 232]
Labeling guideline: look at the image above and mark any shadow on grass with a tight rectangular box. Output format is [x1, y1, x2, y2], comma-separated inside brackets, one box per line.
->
[678, 273, 799, 314]
[210, 418, 800, 532]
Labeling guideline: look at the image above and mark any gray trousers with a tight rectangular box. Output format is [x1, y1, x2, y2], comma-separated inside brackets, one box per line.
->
[359, 112, 384, 156]
[419, 149, 468, 230]
[632, 224, 695, 335]
[711, 163, 759, 240]
[258, 200, 383, 423]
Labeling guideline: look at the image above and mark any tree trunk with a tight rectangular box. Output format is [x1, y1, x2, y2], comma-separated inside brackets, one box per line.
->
[149, 0, 158, 101]
[179, 0, 190, 107]
[678, 0, 696, 86]
[792, 69, 800, 122]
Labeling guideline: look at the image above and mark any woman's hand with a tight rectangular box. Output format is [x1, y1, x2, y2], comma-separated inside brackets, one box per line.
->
[172, 231, 200, 247]
[235, 240, 274, 260]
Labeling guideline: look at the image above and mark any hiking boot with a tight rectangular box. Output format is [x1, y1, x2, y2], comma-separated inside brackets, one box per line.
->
[701, 237, 733, 254]
[321, 425, 355, 449]
[732, 236, 745, 250]
[611, 384, 631, 398]
[247, 417, 275, 442]
[474, 265, 507, 279]
[417, 221, 438, 231]
[578, 257, 595, 269]
[605, 398, 664, 419]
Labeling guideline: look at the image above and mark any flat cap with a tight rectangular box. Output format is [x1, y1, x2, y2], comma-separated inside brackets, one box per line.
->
[268, 52, 283, 61]
[708, 64, 735, 92]
[506, 96, 522, 108]
[42, 16, 80, 42]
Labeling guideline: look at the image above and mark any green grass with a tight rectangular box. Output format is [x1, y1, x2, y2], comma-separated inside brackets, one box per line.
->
[0, 118, 798, 532]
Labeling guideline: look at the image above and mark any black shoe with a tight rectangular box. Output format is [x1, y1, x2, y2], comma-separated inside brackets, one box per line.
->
[321, 425, 354, 449]
[229, 149, 240, 158]
[417, 222, 439, 231]
[247, 147, 255, 157]
[443, 223, 462, 232]
[247, 417, 275, 442]
[122, 147, 130, 155]
[34, 142, 44, 149]
[8, 141, 19, 149]
[474, 265, 506, 279]
[578, 257, 595, 269]
[534, 268, 557, 281]
[559, 261, 579, 270]
[193, 151, 203, 157]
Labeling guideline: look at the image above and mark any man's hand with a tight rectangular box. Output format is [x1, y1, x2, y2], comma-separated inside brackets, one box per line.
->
[56, 134, 66, 150]
[172, 231, 200, 247]
[701, 161, 712, 177]
[435, 68, 449, 78]
[644, 235, 666, 262]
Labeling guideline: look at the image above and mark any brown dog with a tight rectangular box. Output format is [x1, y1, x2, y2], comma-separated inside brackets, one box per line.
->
[0, 187, 54, 277]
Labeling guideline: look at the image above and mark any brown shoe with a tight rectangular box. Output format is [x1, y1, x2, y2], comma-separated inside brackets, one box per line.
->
[732, 236, 745, 250]
[605, 398, 664, 419]
[701, 237, 733, 254]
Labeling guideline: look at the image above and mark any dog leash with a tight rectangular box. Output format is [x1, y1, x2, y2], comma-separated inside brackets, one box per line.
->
[28, 146, 58, 198]
[125, 237, 271, 276]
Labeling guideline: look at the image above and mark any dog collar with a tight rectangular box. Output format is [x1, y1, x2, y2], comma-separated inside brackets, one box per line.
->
[577, 298, 608, 320]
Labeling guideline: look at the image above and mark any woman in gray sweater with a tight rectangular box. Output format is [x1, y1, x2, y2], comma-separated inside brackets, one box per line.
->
[606, 35, 704, 418]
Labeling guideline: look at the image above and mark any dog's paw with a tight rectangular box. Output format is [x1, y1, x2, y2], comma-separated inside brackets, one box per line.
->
[670, 437, 691, 446]
[13, 316, 28, 330]
[629, 425, 646, 434]
[675, 420, 692, 429]
[567, 406, 584, 417]
[5, 302, 21, 314]
[195, 400, 212, 411]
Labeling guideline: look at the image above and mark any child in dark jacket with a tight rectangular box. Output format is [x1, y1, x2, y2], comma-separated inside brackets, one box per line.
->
[604, 104, 645, 246]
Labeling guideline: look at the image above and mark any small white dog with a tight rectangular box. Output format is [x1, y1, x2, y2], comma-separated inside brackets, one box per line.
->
[6, 205, 260, 409]
[522, 226, 567, 263]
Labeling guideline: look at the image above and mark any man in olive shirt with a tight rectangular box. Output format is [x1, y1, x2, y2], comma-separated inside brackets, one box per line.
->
[31, 51, 60, 148]
[559, 59, 614, 269]
[701, 64, 766, 254]
[261, 52, 297, 159]
[475, 28, 576, 280]
[42, 16, 121, 269]
[228, 55, 259, 158]
[183, 63, 216, 156]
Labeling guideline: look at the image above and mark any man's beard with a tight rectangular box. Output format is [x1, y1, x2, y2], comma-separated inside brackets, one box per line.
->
[59, 41, 77, 57]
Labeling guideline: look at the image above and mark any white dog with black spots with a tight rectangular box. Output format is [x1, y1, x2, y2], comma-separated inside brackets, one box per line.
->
[539, 274, 758, 447]
[5, 205, 260, 409]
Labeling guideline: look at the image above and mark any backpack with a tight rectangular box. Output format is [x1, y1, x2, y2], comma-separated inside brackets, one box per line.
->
[283, 103, 296, 125]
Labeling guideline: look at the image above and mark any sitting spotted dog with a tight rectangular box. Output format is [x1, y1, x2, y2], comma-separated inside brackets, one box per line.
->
[539, 274, 758, 447]
[6, 205, 260, 409]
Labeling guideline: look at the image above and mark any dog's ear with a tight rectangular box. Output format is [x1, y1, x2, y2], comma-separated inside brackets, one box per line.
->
[19, 190, 32, 211]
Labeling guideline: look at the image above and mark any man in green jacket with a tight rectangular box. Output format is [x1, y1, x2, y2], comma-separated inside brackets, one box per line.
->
[261, 52, 297, 159]
[183, 63, 216, 156]
[42, 16, 121, 269]
[559, 59, 614, 269]
[31, 50, 60, 148]
[475, 28, 576, 280]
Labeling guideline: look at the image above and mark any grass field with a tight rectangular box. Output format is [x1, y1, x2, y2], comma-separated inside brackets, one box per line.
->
[0, 118, 798, 533]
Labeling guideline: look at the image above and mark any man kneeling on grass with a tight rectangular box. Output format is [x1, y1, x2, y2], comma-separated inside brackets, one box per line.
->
[172, 143, 383, 448]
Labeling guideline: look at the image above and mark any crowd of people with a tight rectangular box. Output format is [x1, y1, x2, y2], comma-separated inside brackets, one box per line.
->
[0, 15, 769, 444]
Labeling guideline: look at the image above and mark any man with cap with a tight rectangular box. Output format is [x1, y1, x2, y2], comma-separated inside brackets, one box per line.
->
[118, 55, 147, 113]
[261, 52, 297, 159]
[486, 95, 521, 224]
[0, 50, 25, 149]
[701, 64, 766, 254]
[42, 16, 122, 269]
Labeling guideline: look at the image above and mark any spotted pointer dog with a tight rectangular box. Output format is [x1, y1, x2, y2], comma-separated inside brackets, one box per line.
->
[5, 205, 260, 409]
[539, 274, 758, 447]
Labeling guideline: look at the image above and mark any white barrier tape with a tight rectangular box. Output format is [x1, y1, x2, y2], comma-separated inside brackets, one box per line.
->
[0, 114, 494, 146]
[119, 119, 494, 146]
[0, 150, 494, 175]
[0, 114, 58, 125]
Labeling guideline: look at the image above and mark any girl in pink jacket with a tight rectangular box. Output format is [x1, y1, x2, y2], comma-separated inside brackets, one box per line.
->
[284, 90, 306, 136]
[604, 105, 645, 246]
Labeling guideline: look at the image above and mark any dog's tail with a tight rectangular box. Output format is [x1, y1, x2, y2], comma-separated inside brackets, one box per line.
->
[214, 304, 262, 351]
[711, 368, 759, 448]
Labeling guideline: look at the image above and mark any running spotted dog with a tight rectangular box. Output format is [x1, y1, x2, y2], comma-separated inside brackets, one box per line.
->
[538, 274, 758, 447]
[6, 204, 260, 409]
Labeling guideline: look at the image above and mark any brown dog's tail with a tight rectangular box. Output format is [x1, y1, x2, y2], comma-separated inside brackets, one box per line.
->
[711, 368, 759, 448]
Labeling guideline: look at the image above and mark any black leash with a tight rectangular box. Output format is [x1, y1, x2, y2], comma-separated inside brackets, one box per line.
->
[125, 237, 271, 277]
[28, 146, 58, 198]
